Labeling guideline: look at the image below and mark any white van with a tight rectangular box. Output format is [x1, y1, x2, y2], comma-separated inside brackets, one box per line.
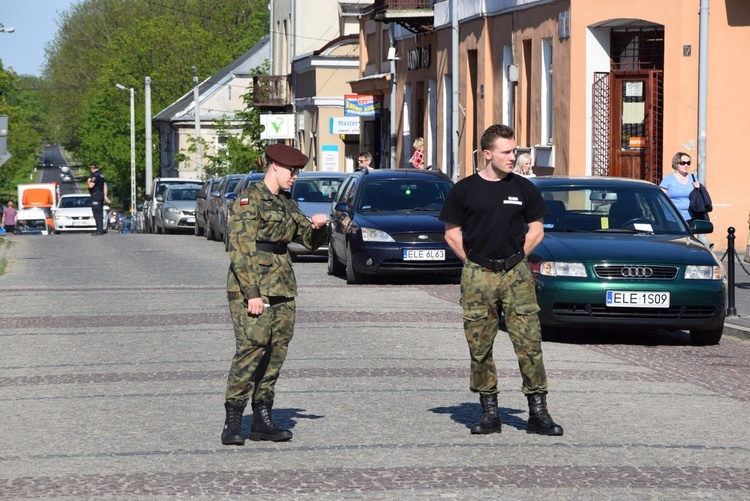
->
[15, 208, 50, 235]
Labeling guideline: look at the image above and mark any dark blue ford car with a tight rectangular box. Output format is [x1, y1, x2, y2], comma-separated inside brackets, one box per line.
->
[327, 168, 462, 284]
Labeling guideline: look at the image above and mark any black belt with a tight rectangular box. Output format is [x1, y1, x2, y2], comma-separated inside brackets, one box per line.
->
[467, 250, 524, 272]
[256, 241, 288, 254]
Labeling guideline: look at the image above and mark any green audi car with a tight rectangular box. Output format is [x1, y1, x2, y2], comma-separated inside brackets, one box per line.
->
[528, 176, 726, 345]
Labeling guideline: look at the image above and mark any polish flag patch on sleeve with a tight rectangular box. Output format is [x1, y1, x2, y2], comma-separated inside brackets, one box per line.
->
[239, 198, 250, 206]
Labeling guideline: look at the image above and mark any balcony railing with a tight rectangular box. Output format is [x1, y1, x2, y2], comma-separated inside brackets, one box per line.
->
[373, 0, 434, 8]
[252, 75, 291, 107]
[371, 0, 434, 34]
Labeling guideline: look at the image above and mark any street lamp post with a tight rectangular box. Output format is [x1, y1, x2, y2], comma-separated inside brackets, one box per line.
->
[191, 66, 202, 178]
[116, 84, 136, 216]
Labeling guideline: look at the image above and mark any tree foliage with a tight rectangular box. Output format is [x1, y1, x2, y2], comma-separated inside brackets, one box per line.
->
[0, 65, 47, 202]
[41, 0, 270, 207]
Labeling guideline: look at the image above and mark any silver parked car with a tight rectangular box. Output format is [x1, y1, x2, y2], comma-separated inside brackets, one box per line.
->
[288, 171, 348, 260]
[155, 184, 201, 234]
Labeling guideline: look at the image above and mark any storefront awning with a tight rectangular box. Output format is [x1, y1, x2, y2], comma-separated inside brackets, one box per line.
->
[347, 72, 393, 93]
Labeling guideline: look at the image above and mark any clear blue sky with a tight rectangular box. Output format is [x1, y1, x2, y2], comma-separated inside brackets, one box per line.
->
[0, 0, 79, 76]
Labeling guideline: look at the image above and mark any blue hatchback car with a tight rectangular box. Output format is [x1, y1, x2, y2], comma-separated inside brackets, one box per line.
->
[328, 168, 462, 284]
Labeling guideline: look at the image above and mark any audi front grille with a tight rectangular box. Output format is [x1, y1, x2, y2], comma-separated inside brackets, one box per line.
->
[594, 265, 678, 280]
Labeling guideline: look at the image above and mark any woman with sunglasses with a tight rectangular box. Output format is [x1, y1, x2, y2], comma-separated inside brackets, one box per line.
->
[659, 152, 702, 223]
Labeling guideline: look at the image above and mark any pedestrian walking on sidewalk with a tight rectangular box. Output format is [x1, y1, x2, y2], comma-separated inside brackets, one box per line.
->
[439, 124, 563, 436]
[2, 200, 17, 234]
[221, 143, 329, 446]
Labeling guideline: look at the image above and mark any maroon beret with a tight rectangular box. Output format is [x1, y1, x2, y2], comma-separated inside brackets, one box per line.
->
[265, 143, 308, 168]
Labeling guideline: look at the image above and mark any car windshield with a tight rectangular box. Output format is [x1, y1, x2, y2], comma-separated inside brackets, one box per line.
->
[167, 189, 199, 201]
[19, 219, 46, 230]
[540, 186, 689, 233]
[292, 177, 345, 203]
[59, 196, 91, 208]
[357, 179, 452, 212]
[225, 177, 242, 194]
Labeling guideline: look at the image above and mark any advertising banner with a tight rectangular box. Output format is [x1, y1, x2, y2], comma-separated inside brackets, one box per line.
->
[344, 95, 383, 117]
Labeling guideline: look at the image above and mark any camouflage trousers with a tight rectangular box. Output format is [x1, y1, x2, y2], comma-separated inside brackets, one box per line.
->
[460, 259, 548, 396]
[225, 294, 296, 404]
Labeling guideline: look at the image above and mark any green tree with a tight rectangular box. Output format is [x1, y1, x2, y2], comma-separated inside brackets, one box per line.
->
[42, 0, 270, 207]
[0, 64, 46, 202]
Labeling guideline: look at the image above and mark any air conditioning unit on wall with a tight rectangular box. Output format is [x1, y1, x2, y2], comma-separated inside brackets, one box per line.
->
[534, 145, 555, 168]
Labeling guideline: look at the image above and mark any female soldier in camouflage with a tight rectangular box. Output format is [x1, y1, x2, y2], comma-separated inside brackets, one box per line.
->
[221, 144, 328, 445]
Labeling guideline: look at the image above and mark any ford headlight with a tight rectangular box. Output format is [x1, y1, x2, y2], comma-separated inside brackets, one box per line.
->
[685, 265, 722, 280]
[539, 262, 587, 277]
[165, 207, 182, 214]
[361, 227, 395, 242]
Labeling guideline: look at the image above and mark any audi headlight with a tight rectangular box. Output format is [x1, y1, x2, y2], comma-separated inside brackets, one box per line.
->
[685, 265, 722, 280]
[361, 227, 395, 242]
[539, 262, 587, 277]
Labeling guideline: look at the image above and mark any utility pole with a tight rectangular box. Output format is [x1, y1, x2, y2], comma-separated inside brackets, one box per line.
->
[697, 0, 709, 185]
[115, 84, 136, 216]
[191, 66, 202, 178]
[145, 76, 153, 195]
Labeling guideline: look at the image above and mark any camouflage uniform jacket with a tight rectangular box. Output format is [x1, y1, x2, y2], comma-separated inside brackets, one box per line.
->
[227, 181, 328, 299]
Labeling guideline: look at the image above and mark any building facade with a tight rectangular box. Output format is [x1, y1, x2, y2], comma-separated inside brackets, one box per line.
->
[153, 36, 270, 180]
[360, 0, 750, 249]
[267, 0, 370, 171]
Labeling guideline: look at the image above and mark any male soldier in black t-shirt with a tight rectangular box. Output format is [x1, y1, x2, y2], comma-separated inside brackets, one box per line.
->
[87, 162, 110, 235]
[439, 124, 563, 437]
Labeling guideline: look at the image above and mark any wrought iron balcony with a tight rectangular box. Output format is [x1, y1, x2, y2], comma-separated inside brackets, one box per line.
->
[251, 75, 291, 108]
[370, 0, 435, 34]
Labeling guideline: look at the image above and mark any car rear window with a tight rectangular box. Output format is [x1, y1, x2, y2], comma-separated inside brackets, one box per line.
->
[168, 189, 200, 201]
[292, 178, 346, 203]
[357, 179, 452, 211]
[60, 197, 91, 208]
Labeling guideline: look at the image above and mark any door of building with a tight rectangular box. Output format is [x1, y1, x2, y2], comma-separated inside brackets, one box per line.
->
[610, 71, 663, 183]
[592, 70, 663, 184]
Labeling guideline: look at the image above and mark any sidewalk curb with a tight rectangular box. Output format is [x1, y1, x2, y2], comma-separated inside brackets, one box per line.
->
[724, 320, 750, 341]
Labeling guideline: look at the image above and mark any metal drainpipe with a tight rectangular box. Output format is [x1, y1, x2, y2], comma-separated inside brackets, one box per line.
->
[390, 23, 397, 170]
[697, 0, 709, 185]
[291, 0, 297, 149]
[451, 0, 459, 181]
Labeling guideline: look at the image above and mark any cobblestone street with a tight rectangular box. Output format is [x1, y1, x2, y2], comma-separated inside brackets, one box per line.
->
[2, 233, 750, 499]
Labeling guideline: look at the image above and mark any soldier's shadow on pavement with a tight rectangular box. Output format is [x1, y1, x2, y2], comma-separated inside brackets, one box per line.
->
[240, 408, 324, 436]
[429, 403, 526, 432]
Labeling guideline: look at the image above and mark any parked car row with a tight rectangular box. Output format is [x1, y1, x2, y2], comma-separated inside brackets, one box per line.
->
[154, 166, 727, 345]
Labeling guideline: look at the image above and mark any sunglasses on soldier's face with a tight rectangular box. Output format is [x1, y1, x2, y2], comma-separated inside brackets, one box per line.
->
[279, 165, 301, 177]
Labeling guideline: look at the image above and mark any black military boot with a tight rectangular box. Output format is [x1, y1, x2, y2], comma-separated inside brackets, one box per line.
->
[526, 394, 564, 436]
[249, 400, 293, 442]
[470, 393, 503, 435]
[221, 400, 246, 446]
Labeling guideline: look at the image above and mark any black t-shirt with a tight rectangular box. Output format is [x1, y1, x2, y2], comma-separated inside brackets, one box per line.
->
[89, 170, 106, 198]
[439, 172, 548, 260]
